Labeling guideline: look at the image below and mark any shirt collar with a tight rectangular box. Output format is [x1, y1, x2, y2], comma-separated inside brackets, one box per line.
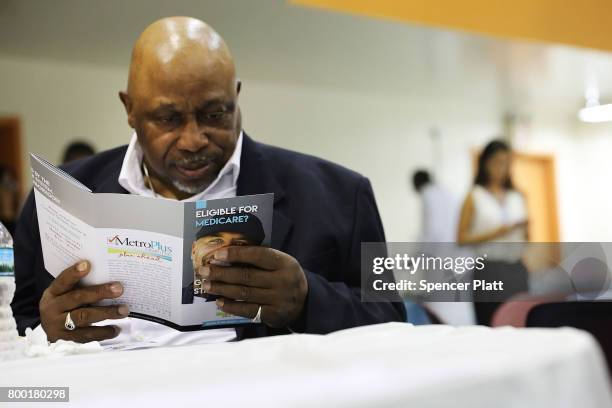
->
[118, 131, 243, 201]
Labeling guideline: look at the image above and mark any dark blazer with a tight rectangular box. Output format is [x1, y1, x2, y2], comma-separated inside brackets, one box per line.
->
[12, 133, 405, 338]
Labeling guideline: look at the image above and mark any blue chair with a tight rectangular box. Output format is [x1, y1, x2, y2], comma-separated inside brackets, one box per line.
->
[404, 299, 432, 325]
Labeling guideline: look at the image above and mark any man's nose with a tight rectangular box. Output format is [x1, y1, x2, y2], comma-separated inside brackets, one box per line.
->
[176, 117, 209, 152]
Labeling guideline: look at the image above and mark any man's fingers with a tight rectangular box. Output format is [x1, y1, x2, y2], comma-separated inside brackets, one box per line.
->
[215, 298, 261, 321]
[212, 246, 283, 270]
[203, 281, 273, 304]
[62, 325, 120, 343]
[68, 305, 129, 328]
[47, 261, 91, 297]
[199, 264, 275, 288]
[56, 282, 124, 311]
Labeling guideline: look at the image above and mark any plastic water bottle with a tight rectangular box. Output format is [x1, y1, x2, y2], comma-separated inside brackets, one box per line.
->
[0, 221, 20, 361]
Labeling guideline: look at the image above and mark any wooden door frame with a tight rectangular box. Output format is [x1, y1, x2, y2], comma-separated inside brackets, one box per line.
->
[512, 151, 560, 242]
[0, 116, 24, 200]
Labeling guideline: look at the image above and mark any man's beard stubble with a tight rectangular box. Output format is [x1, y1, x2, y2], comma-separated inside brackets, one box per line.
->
[170, 151, 220, 195]
[172, 178, 212, 195]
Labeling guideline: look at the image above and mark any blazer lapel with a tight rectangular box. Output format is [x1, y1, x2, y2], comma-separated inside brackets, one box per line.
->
[237, 134, 293, 251]
[93, 153, 130, 194]
[96, 175, 129, 194]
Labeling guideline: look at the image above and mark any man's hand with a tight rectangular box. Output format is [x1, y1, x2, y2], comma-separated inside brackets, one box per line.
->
[198, 247, 308, 328]
[39, 260, 129, 343]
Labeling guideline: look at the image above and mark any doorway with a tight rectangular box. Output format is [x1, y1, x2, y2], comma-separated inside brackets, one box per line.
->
[511, 152, 559, 243]
[0, 116, 24, 199]
[0, 116, 24, 235]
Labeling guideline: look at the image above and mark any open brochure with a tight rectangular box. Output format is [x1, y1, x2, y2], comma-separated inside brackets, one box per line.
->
[30, 153, 273, 331]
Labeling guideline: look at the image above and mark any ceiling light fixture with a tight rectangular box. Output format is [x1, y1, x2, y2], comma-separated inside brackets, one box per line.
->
[579, 103, 612, 123]
[578, 86, 612, 123]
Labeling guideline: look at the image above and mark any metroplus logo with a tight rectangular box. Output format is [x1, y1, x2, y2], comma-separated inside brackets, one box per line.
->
[106, 235, 173, 255]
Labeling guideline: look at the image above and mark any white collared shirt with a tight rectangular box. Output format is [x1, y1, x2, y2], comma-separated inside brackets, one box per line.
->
[118, 132, 242, 201]
[107, 131, 244, 349]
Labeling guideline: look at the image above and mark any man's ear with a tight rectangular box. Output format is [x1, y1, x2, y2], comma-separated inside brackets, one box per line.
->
[119, 91, 135, 128]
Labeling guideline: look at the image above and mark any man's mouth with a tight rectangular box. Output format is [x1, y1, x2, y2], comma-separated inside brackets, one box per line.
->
[174, 161, 211, 179]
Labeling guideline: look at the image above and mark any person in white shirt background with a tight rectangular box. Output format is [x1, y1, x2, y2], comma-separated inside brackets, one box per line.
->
[457, 139, 529, 325]
[411, 170, 475, 325]
[413, 170, 459, 244]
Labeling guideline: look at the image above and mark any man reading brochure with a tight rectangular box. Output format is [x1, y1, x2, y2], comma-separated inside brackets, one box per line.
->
[12, 16, 405, 346]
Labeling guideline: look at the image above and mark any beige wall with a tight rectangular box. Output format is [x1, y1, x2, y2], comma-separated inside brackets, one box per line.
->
[0, 56, 130, 168]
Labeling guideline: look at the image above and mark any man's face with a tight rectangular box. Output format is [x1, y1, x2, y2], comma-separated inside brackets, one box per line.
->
[191, 232, 251, 271]
[124, 66, 240, 196]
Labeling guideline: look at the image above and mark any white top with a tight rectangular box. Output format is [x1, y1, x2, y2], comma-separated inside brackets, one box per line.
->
[39, 132, 244, 349]
[469, 185, 527, 262]
[420, 184, 459, 243]
[10, 323, 612, 408]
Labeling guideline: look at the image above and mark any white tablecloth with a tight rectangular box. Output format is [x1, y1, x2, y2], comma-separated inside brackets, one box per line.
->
[3, 323, 611, 408]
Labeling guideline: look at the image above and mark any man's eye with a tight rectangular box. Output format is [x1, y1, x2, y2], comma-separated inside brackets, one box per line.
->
[158, 114, 180, 124]
[205, 238, 224, 246]
[203, 112, 226, 120]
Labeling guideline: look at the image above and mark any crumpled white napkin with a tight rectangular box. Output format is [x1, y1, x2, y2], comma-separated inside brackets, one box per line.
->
[22, 327, 103, 358]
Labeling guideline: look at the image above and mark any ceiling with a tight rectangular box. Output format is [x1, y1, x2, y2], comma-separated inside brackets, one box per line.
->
[2, 0, 612, 118]
[292, 0, 612, 52]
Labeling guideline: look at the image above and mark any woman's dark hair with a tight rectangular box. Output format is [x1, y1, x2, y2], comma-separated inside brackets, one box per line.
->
[474, 139, 513, 189]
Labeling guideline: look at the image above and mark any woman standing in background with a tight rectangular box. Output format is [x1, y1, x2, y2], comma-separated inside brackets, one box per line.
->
[457, 140, 529, 325]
